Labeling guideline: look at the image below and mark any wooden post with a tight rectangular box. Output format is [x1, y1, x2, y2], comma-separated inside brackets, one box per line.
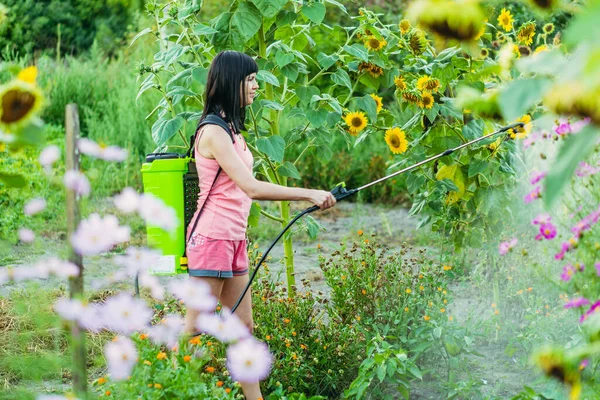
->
[65, 104, 87, 397]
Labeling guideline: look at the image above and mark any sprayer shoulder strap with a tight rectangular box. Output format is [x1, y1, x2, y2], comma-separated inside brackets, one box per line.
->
[185, 115, 235, 245]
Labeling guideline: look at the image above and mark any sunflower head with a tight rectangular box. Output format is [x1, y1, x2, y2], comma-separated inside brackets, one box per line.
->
[543, 23, 555, 34]
[402, 91, 421, 104]
[343, 111, 368, 136]
[364, 36, 387, 52]
[517, 22, 536, 46]
[497, 8, 514, 32]
[0, 80, 45, 133]
[407, 0, 485, 41]
[399, 19, 411, 34]
[385, 127, 408, 154]
[508, 115, 532, 139]
[419, 92, 435, 109]
[416, 75, 430, 92]
[534, 44, 548, 54]
[408, 29, 427, 55]
[368, 63, 384, 78]
[529, 0, 557, 11]
[370, 93, 383, 113]
[518, 45, 532, 57]
[394, 75, 407, 91]
[17, 66, 38, 84]
[480, 48, 490, 58]
[424, 78, 440, 92]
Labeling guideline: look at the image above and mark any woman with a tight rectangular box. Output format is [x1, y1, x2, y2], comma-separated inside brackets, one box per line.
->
[183, 50, 336, 399]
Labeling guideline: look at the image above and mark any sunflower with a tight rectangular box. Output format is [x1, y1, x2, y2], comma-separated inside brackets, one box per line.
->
[480, 48, 490, 58]
[474, 20, 487, 40]
[517, 22, 536, 46]
[530, 0, 556, 10]
[497, 8, 514, 32]
[0, 80, 44, 132]
[416, 75, 430, 91]
[385, 127, 408, 154]
[508, 114, 532, 139]
[344, 111, 368, 136]
[402, 91, 420, 104]
[419, 92, 435, 109]
[399, 19, 411, 34]
[17, 66, 38, 84]
[394, 75, 407, 91]
[512, 44, 521, 59]
[543, 23, 554, 34]
[370, 94, 383, 113]
[534, 44, 548, 54]
[424, 78, 440, 93]
[368, 64, 384, 78]
[364, 36, 387, 51]
[408, 30, 427, 55]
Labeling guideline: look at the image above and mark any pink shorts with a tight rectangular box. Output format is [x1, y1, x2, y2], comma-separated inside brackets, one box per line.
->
[186, 233, 249, 278]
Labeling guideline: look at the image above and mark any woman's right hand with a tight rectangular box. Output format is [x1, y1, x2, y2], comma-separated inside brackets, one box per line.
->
[306, 189, 336, 210]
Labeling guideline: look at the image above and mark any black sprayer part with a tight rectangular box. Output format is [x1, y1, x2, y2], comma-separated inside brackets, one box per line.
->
[181, 120, 524, 336]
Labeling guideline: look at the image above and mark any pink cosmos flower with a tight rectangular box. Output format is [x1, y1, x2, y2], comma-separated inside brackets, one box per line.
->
[138, 272, 165, 301]
[535, 222, 556, 241]
[579, 359, 589, 370]
[102, 292, 152, 334]
[104, 336, 138, 381]
[24, 198, 47, 216]
[196, 309, 250, 343]
[580, 301, 600, 323]
[227, 338, 273, 383]
[554, 120, 572, 136]
[571, 117, 591, 133]
[35, 257, 79, 279]
[168, 278, 217, 312]
[78, 138, 128, 162]
[499, 238, 518, 255]
[138, 194, 179, 232]
[78, 303, 105, 332]
[113, 187, 140, 214]
[524, 186, 541, 204]
[575, 162, 600, 178]
[560, 264, 576, 281]
[564, 297, 590, 309]
[71, 214, 130, 256]
[18, 228, 35, 243]
[63, 170, 91, 197]
[38, 145, 61, 172]
[529, 171, 547, 185]
[555, 240, 576, 260]
[532, 213, 552, 225]
[54, 298, 86, 321]
[113, 247, 161, 276]
[596, 263, 600, 277]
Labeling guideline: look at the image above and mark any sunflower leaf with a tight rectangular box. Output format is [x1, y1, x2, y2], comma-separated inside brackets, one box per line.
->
[355, 95, 378, 123]
[301, 2, 326, 24]
[256, 136, 285, 163]
[331, 69, 352, 90]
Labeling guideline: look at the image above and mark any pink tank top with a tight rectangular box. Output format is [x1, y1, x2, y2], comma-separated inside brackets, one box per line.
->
[187, 127, 254, 241]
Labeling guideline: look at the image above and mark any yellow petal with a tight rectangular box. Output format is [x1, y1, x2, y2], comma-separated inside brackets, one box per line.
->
[17, 66, 38, 84]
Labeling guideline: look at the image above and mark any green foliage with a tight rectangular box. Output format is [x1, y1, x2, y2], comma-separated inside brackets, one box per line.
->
[0, 0, 138, 56]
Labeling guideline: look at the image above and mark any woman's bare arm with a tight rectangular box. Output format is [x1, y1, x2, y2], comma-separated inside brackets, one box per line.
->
[198, 125, 336, 209]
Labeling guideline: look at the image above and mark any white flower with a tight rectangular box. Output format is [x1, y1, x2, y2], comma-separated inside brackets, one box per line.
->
[63, 170, 91, 197]
[36, 257, 79, 279]
[54, 298, 86, 321]
[168, 278, 217, 312]
[148, 314, 183, 348]
[102, 293, 152, 334]
[24, 198, 46, 215]
[196, 310, 250, 343]
[39, 145, 60, 170]
[71, 214, 130, 256]
[11, 266, 40, 281]
[78, 303, 105, 332]
[226, 338, 273, 383]
[37, 395, 78, 400]
[18, 228, 35, 243]
[113, 247, 160, 276]
[113, 187, 140, 214]
[138, 272, 165, 301]
[138, 194, 179, 232]
[78, 138, 128, 162]
[104, 336, 138, 381]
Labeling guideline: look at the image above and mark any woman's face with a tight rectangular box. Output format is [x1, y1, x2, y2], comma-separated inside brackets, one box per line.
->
[242, 73, 259, 106]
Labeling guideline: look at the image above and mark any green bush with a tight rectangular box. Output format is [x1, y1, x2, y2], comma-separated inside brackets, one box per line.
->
[0, 0, 139, 57]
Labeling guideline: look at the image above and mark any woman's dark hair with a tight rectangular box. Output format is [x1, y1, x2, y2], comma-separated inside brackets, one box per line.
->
[200, 51, 259, 134]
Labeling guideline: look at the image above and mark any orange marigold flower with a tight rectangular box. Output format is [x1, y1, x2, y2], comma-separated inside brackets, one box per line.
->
[189, 337, 201, 345]
[143, 360, 152, 366]
[139, 333, 148, 340]
[183, 355, 192, 362]
[217, 381, 224, 387]
[440, 308, 445, 313]
[154, 383, 162, 389]
[404, 307, 409, 312]
[284, 318, 291, 324]
[97, 377, 106, 385]
[205, 366, 215, 373]
[527, 287, 533, 292]
[156, 352, 167, 360]
[424, 315, 430, 321]
[266, 335, 271, 340]
[361, 289, 367, 295]
[105, 391, 111, 396]
[225, 389, 231, 394]
[449, 316, 453, 321]
[443, 265, 452, 271]
[406, 288, 412, 294]
[357, 229, 364, 236]
[292, 331, 297, 336]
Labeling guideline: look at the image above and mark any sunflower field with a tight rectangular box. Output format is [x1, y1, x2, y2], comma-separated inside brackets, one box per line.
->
[1, 0, 600, 399]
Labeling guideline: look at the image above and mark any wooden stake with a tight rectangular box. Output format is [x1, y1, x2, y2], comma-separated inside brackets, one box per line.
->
[65, 103, 87, 397]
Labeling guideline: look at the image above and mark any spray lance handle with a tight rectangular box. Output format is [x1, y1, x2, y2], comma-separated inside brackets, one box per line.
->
[305, 182, 358, 214]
